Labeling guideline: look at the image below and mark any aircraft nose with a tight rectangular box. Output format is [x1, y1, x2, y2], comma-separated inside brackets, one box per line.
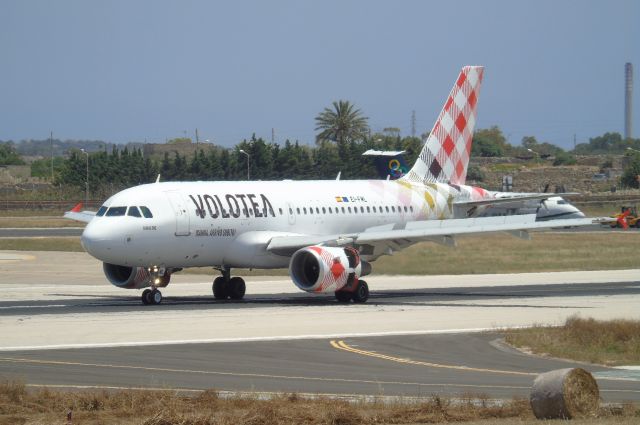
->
[81, 221, 116, 260]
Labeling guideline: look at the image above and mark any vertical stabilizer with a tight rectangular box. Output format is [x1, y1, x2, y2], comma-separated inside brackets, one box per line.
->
[402, 66, 484, 185]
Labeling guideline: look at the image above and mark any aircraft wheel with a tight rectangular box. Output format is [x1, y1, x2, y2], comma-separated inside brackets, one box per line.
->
[335, 291, 352, 303]
[213, 276, 228, 300]
[228, 277, 246, 300]
[150, 289, 162, 305]
[352, 280, 369, 303]
[141, 288, 152, 305]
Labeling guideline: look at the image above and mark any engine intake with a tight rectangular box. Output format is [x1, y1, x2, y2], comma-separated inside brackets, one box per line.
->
[289, 246, 370, 293]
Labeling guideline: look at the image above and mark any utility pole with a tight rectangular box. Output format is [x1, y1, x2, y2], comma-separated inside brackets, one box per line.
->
[271, 128, 275, 143]
[80, 149, 89, 206]
[573, 134, 576, 151]
[411, 110, 416, 138]
[195, 128, 199, 145]
[50, 131, 54, 180]
[239, 149, 250, 180]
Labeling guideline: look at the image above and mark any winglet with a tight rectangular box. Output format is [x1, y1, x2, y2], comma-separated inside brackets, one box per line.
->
[71, 202, 83, 212]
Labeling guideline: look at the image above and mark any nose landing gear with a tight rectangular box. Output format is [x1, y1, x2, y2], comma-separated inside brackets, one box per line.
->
[141, 266, 169, 305]
[141, 288, 163, 305]
[213, 267, 246, 300]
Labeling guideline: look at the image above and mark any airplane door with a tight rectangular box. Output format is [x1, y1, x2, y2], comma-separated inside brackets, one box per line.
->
[287, 202, 296, 225]
[165, 191, 191, 236]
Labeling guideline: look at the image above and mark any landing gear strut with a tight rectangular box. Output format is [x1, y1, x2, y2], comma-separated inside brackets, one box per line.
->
[212, 267, 246, 301]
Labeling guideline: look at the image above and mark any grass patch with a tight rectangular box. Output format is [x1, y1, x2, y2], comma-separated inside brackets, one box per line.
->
[371, 233, 640, 275]
[504, 317, 640, 366]
[0, 238, 83, 252]
[2, 233, 640, 274]
[0, 216, 84, 228]
[0, 380, 636, 424]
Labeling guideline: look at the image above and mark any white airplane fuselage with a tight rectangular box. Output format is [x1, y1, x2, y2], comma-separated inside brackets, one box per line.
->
[81, 179, 485, 269]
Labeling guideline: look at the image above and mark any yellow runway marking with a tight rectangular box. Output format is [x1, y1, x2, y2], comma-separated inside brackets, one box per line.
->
[0, 356, 528, 390]
[330, 340, 535, 377]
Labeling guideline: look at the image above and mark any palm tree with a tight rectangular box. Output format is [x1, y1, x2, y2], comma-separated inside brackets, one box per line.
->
[314, 100, 369, 146]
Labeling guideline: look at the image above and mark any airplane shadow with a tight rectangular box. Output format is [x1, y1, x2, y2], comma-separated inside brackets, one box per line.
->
[1, 281, 638, 316]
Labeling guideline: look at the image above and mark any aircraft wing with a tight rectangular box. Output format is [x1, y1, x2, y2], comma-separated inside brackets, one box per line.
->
[453, 193, 579, 208]
[63, 203, 96, 223]
[266, 214, 599, 256]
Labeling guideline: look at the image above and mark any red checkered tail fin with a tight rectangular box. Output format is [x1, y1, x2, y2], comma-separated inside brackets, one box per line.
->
[401, 66, 484, 185]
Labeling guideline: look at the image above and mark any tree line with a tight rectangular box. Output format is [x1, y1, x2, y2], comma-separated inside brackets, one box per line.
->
[52, 134, 422, 198]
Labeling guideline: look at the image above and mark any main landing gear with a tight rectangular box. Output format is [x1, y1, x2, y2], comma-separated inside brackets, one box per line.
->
[212, 267, 246, 301]
[334, 280, 369, 303]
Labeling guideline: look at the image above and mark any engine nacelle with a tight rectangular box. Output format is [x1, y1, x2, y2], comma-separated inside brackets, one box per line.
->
[289, 246, 371, 293]
[103, 263, 171, 289]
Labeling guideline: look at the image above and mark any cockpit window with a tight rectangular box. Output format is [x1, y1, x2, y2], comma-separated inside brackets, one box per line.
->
[105, 206, 127, 217]
[127, 206, 142, 217]
[96, 206, 107, 217]
[557, 200, 567, 205]
[140, 206, 153, 218]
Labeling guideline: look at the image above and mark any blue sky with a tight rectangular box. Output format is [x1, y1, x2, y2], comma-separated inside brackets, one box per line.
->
[1, 0, 638, 149]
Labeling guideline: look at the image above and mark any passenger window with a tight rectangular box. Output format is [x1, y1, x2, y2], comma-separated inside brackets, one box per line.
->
[309, 208, 313, 215]
[372, 206, 376, 213]
[404, 206, 408, 212]
[391, 206, 395, 212]
[106, 206, 127, 217]
[322, 207, 326, 214]
[348, 207, 352, 213]
[289, 208, 293, 215]
[410, 206, 414, 212]
[386, 206, 390, 213]
[297, 208, 301, 214]
[127, 206, 142, 217]
[279, 208, 283, 215]
[303, 207, 307, 214]
[366, 206, 370, 213]
[316, 207, 320, 214]
[328, 207, 332, 214]
[341, 207, 345, 213]
[140, 206, 153, 218]
[96, 206, 107, 217]
[360, 206, 364, 213]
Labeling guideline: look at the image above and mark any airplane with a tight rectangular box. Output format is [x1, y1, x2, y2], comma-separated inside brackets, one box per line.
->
[66, 66, 598, 306]
[362, 150, 585, 220]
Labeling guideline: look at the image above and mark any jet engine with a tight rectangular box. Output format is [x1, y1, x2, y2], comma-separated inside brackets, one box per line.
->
[289, 246, 371, 293]
[103, 263, 171, 289]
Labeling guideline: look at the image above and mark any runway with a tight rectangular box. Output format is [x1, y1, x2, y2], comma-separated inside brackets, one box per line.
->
[1, 250, 639, 401]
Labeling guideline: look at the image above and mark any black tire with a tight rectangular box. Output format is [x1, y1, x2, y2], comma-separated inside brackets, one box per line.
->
[228, 277, 246, 300]
[352, 280, 369, 303]
[335, 291, 352, 303]
[150, 289, 162, 305]
[213, 276, 228, 300]
[141, 288, 152, 305]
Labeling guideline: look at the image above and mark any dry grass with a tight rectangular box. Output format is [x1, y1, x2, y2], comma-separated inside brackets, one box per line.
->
[504, 317, 640, 366]
[3, 233, 640, 275]
[372, 233, 640, 275]
[0, 216, 84, 228]
[0, 381, 636, 425]
[0, 238, 84, 252]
